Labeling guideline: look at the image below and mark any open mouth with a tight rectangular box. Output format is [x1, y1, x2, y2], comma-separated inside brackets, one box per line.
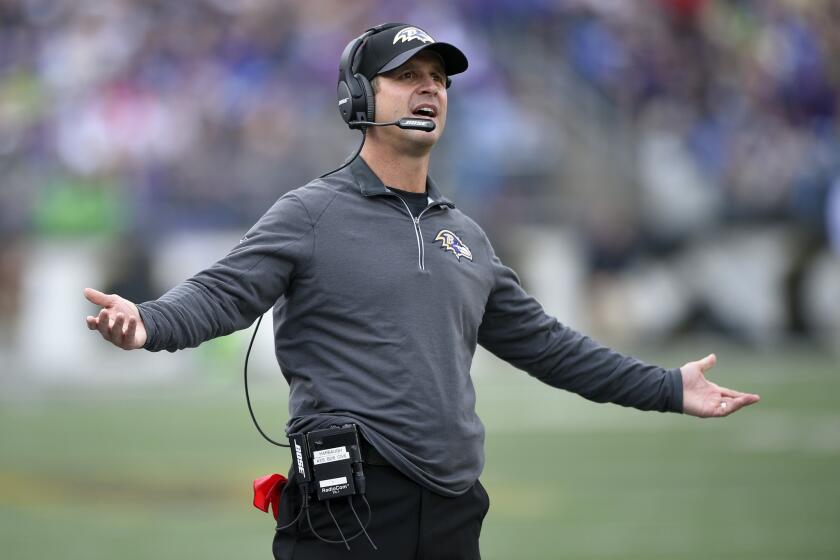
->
[411, 104, 438, 118]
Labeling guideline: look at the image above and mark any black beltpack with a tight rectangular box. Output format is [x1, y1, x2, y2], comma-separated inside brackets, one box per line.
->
[288, 424, 367, 501]
[281, 424, 378, 551]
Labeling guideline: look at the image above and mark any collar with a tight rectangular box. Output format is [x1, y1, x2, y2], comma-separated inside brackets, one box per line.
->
[350, 156, 455, 208]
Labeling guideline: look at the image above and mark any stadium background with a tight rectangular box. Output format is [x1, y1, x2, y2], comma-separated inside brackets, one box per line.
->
[1, 0, 838, 558]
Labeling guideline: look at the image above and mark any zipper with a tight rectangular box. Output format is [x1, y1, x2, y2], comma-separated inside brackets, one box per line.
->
[415, 206, 435, 270]
[394, 197, 425, 269]
[392, 196, 447, 270]
[383, 189, 454, 269]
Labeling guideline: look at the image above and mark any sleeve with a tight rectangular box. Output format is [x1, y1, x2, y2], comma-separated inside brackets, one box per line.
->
[136, 192, 314, 352]
[476, 240, 683, 413]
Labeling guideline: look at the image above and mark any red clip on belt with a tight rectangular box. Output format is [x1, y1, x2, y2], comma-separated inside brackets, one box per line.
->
[253, 473, 288, 520]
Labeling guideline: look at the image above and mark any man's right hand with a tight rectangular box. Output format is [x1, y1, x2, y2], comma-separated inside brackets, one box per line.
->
[84, 288, 148, 350]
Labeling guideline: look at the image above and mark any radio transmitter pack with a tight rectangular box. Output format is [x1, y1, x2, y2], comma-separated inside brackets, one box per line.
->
[288, 424, 367, 501]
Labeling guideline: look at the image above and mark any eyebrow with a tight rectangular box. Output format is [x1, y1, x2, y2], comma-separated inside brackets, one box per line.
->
[398, 61, 447, 75]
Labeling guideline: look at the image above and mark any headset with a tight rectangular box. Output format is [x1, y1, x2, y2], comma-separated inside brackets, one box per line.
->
[337, 22, 451, 130]
[337, 23, 400, 129]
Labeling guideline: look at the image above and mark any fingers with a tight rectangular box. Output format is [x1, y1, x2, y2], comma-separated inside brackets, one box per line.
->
[91, 310, 133, 349]
[85, 288, 140, 349]
[84, 287, 114, 307]
[720, 386, 761, 401]
[124, 316, 137, 346]
[717, 394, 761, 416]
[96, 309, 112, 340]
[112, 313, 126, 343]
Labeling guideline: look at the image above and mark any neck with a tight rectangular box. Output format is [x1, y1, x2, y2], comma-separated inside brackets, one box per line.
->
[360, 137, 430, 193]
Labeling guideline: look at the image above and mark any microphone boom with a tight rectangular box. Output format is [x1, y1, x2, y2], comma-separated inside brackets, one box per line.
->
[348, 117, 435, 131]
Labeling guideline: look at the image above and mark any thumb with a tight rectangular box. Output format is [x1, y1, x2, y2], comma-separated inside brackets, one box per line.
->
[698, 353, 716, 373]
[84, 288, 113, 307]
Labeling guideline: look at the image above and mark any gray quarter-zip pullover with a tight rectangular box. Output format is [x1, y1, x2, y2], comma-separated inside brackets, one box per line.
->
[137, 156, 683, 497]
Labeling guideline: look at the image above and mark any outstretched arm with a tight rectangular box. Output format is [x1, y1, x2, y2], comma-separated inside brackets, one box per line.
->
[477, 239, 683, 413]
[476, 235, 761, 416]
[84, 287, 148, 350]
[680, 353, 760, 417]
[83, 192, 314, 353]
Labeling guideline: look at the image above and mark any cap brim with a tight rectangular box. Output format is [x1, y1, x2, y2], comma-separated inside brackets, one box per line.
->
[377, 42, 468, 77]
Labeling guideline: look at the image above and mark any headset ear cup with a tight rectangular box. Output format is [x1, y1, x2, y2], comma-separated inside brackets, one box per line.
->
[337, 79, 353, 124]
[357, 74, 375, 123]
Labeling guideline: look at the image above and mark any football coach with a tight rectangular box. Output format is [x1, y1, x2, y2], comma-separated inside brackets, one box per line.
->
[84, 23, 760, 560]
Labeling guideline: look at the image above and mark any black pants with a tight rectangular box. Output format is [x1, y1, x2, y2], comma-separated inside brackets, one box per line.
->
[272, 463, 490, 559]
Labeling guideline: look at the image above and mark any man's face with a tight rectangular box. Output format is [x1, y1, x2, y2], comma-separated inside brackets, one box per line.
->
[371, 51, 448, 153]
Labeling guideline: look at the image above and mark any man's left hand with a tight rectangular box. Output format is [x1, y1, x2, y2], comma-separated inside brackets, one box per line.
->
[681, 354, 760, 417]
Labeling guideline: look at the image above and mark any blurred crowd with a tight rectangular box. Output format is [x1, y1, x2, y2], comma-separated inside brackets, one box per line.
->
[560, 0, 839, 264]
[1, 0, 838, 341]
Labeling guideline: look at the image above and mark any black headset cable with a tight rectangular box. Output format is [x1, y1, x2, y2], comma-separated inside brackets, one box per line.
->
[245, 127, 366, 446]
[244, 314, 288, 447]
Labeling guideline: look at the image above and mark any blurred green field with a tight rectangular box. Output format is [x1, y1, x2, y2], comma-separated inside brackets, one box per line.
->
[2, 344, 839, 559]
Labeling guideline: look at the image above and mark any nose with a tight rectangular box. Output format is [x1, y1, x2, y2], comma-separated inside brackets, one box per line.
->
[417, 74, 441, 95]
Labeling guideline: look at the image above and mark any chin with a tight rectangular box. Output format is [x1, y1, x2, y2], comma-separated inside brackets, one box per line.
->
[404, 127, 441, 148]
[372, 123, 441, 153]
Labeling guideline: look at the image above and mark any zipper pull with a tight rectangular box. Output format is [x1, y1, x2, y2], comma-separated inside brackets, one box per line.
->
[414, 217, 420, 226]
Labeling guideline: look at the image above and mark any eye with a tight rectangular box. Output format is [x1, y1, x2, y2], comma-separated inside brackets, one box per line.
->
[401, 71, 415, 80]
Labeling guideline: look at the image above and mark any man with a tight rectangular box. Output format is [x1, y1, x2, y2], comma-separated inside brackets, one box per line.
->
[84, 23, 760, 560]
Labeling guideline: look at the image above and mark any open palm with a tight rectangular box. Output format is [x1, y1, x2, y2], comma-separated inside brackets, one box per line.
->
[84, 288, 147, 350]
[681, 354, 760, 418]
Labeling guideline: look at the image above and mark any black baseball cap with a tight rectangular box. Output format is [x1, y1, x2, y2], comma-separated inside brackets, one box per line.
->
[356, 24, 468, 80]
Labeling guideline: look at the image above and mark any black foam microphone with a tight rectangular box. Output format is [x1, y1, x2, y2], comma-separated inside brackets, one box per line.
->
[348, 117, 436, 131]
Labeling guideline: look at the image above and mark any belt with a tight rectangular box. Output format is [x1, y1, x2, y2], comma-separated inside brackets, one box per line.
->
[359, 436, 390, 467]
